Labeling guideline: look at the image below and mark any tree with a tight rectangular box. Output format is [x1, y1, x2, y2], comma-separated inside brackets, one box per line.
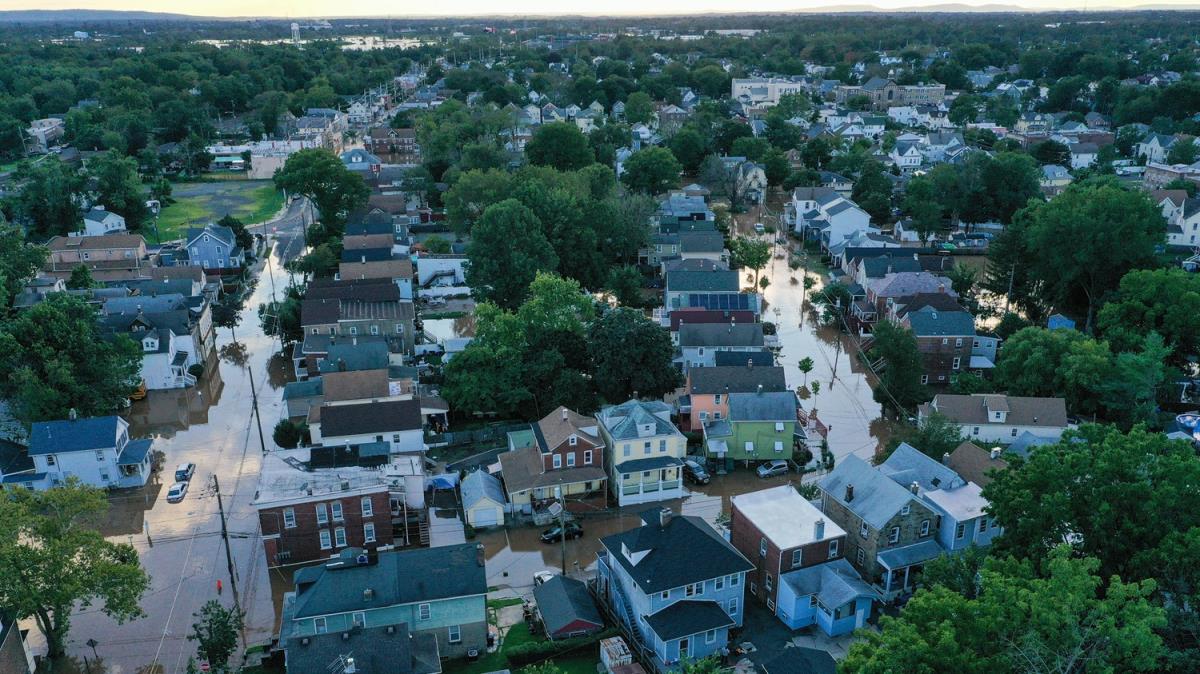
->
[443, 169, 513, 233]
[258, 286, 303, 345]
[762, 148, 790, 186]
[526, 122, 594, 172]
[66, 264, 96, 290]
[1031, 140, 1072, 166]
[0, 224, 48, 309]
[841, 548, 1165, 674]
[12, 158, 84, 238]
[1097, 267, 1200, 364]
[605, 265, 644, 308]
[800, 137, 832, 170]
[216, 214, 253, 252]
[729, 238, 771, 287]
[90, 150, 150, 230]
[423, 235, 452, 254]
[1166, 140, 1198, 165]
[621, 147, 681, 195]
[1019, 179, 1162, 332]
[1163, 178, 1198, 197]
[698, 154, 736, 197]
[623, 91, 655, 125]
[273, 419, 304, 449]
[0, 294, 140, 424]
[466, 200, 558, 309]
[188, 600, 244, 673]
[798, 356, 814, 386]
[589, 307, 681, 403]
[949, 94, 982, 126]
[884, 411, 965, 461]
[668, 127, 708, 172]
[868, 321, 930, 414]
[273, 149, 370, 233]
[921, 546, 990, 599]
[0, 481, 149, 658]
[852, 160, 893, 223]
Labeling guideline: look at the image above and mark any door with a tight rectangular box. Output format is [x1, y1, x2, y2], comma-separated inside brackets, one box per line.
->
[855, 604, 867, 629]
[474, 507, 499, 527]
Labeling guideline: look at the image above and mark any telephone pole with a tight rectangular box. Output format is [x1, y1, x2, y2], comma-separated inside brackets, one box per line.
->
[230, 323, 268, 455]
[213, 475, 241, 614]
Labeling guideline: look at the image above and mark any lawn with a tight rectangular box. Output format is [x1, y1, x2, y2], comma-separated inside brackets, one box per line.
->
[447, 623, 538, 674]
[152, 180, 285, 243]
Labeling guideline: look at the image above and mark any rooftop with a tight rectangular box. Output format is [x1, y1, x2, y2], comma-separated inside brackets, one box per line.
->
[732, 485, 845, 550]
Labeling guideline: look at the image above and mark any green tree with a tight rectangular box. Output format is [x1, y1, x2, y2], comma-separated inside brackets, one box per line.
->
[621, 146, 681, 195]
[12, 158, 84, 238]
[668, 127, 708, 173]
[797, 356, 814, 386]
[525, 122, 594, 172]
[605, 265, 644, 308]
[589, 307, 681, 403]
[623, 91, 655, 125]
[443, 169, 513, 233]
[188, 600, 244, 673]
[272, 419, 304, 449]
[216, 214, 253, 252]
[0, 294, 140, 424]
[729, 238, 771, 287]
[0, 481, 149, 658]
[1097, 267, 1200, 364]
[423, 235, 452, 255]
[868, 320, 930, 414]
[258, 286, 303, 345]
[1166, 140, 1198, 165]
[466, 199, 558, 309]
[800, 137, 832, 170]
[273, 148, 370, 234]
[0, 224, 48, 309]
[66, 264, 96, 290]
[921, 546, 990, 599]
[90, 150, 150, 230]
[762, 148, 790, 186]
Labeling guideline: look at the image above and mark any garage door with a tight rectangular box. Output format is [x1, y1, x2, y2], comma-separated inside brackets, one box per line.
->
[473, 508, 499, 527]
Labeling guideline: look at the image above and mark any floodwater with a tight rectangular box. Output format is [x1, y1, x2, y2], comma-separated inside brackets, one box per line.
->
[421, 310, 478, 341]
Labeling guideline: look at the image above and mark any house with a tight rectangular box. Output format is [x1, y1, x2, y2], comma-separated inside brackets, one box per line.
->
[1040, 164, 1073, 196]
[682, 364, 787, 431]
[253, 450, 425, 567]
[1069, 142, 1099, 169]
[500, 407, 608, 516]
[184, 224, 245, 274]
[730, 486, 861, 629]
[945, 441, 1008, 488]
[310, 399, 425, 454]
[25, 118, 64, 153]
[341, 148, 382, 172]
[702, 391, 800, 466]
[677, 323, 765, 370]
[533, 575, 605, 641]
[0, 612, 34, 674]
[596, 509, 753, 670]
[283, 622, 441, 674]
[663, 269, 739, 314]
[918, 393, 1069, 444]
[818, 455, 943, 596]
[461, 469, 506, 529]
[597, 400, 687, 507]
[776, 558, 878, 637]
[901, 306, 975, 386]
[45, 234, 149, 282]
[22, 415, 153, 490]
[1136, 133, 1178, 164]
[889, 142, 923, 173]
[301, 280, 416, 355]
[789, 187, 873, 250]
[278, 543, 487, 661]
[73, 207, 127, 238]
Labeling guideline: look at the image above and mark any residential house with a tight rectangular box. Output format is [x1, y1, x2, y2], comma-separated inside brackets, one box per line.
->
[184, 224, 245, 274]
[310, 399, 425, 454]
[341, 148, 382, 173]
[702, 391, 800, 466]
[789, 187, 873, 250]
[25, 118, 65, 153]
[597, 400, 687, 506]
[301, 280, 416, 355]
[596, 509, 753, 670]
[945, 441, 1009, 488]
[901, 306, 975, 386]
[0, 612, 34, 674]
[500, 407, 609, 516]
[663, 269, 739, 313]
[283, 622, 441, 674]
[1069, 142, 1099, 169]
[533, 575, 605, 641]
[278, 543, 487, 661]
[681, 364, 787, 431]
[775, 559, 878, 638]
[45, 234, 149, 282]
[1136, 133, 1179, 164]
[364, 127, 421, 164]
[72, 207, 127, 238]
[889, 141, 923, 173]
[20, 415, 153, 490]
[677, 323, 766, 370]
[918, 393, 1069, 444]
[1040, 164, 1073, 196]
[461, 470, 506, 528]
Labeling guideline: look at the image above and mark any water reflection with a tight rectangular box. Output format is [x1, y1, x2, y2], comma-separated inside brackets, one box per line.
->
[126, 358, 225, 439]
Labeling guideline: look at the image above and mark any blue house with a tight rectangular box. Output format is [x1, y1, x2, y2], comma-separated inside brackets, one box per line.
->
[776, 559, 878, 636]
[185, 223, 245, 273]
[597, 508, 753, 671]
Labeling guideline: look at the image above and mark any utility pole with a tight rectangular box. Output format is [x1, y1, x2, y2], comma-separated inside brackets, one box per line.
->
[555, 486, 567, 576]
[1005, 263, 1016, 314]
[230, 323, 268, 454]
[213, 475, 241, 614]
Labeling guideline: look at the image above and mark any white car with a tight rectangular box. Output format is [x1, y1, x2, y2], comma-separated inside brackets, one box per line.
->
[166, 482, 189, 503]
[533, 570, 557, 586]
[757, 460, 790, 478]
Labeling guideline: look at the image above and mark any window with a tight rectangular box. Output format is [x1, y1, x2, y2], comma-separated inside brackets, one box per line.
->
[370, 325, 380, 335]
[332, 501, 343, 522]
[856, 548, 866, 565]
[661, 590, 670, 600]
[952, 357, 961, 370]
[658, 439, 666, 453]
[319, 529, 332, 550]
[728, 598, 738, 615]
[810, 595, 818, 608]
[921, 375, 929, 385]
[955, 337, 963, 347]
[765, 575, 773, 591]
[828, 539, 839, 558]
[679, 637, 691, 658]
[283, 508, 296, 529]
[978, 518, 988, 534]
[584, 450, 593, 465]
[448, 625, 462, 644]
[859, 522, 869, 538]
[553, 455, 562, 469]
[361, 497, 374, 517]
[920, 520, 931, 537]
[623, 444, 631, 457]
[941, 337, 948, 345]
[392, 434, 400, 444]
[1011, 428, 1019, 437]
[395, 323, 404, 334]
[745, 441, 754, 453]
[352, 612, 365, 628]
[95, 450, 106, 462]
[759, 537, 768, 557]
[364, 523, 376, 543]
[316, 504, 329, 525]
[643, 441, 651, 455]
[955, 522, 966, 539]
[715, 576, 725, 590]
[901, 505, 910, 515]
[972, 426, 980, 436]
[568, 435, 577, 446]
[714, 394, 722, 404]
[334, 527, 347, 547]
[45, 455, 56, 466]
[418, 603, 431, 620]
[730, 574, 739, 586]
[706, 629, 716, 644]
[713, 411, 722, 420]
[685, 582, 702, 597]
[349, 326, 358, 335]
[314, 617, 327, 634]
[699, 411, 708, 421]
[888, 527, 900, 544]
[792, 549, 803, 568]
[567, 453, 576, 467]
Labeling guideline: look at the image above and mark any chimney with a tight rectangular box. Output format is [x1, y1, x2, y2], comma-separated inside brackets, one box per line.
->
[938, 283, 946, 294]
[913, 253, 919, 261]
[990, 447, 1002, 460]
[910, 481, 919, 494]
[361, 255, 366, 263]
[757, 383, 764, 396]
[68, 408, 78, 420]
[814, 518, 825, 540]
[942, 452, 951, 464]
[476, 542, 485, 568]
[844, 484, 854, 502]
[747, 357, 754, 369]
[561, 407, 568, 422]
[659, 507, 673, 528]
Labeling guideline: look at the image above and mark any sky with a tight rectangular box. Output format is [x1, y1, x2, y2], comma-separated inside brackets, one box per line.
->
[10, 0, 1200, 16]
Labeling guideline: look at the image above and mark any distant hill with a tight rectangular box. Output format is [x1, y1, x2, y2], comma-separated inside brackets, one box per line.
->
[0, 9, 204, 23]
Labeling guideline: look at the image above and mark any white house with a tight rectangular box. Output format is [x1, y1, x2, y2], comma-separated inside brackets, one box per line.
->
[23, 415, 153, 490]
[1069, 142, 1099, 170]
[309, 399, 425, 454]
[918, 394, 1068, 445]
[790, 187, 874, 250]
[72, 207, 127, 238]
[889, 142, 923, 172]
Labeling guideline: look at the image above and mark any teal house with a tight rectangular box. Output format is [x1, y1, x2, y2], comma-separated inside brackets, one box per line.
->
[279, 544, 487, 664]
[702, 391, 800, 467]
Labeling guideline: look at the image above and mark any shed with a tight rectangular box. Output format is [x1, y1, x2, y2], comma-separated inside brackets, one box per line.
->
[461, 470, 506, 528]
[532, 575, 604, 640]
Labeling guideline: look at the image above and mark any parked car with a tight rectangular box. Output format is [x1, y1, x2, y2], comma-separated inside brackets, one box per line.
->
[533, 570, 557, 586]
[174, 462, 196, 482]
[754, 222, 766, 234]
[166, 481, 189, 503]
[757, 460, 790, 478]
[683, 458, 711, 485]
[540, 521, 583, 543]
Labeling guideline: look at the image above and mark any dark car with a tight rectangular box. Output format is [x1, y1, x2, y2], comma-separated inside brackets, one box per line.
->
[540, 521, 583, 543]
[683, 458, 711, 485]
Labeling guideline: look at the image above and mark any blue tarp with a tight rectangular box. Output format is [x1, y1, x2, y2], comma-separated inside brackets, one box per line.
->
[427, 473, 460, 490]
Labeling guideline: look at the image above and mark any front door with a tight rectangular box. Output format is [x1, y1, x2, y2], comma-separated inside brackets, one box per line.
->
[855, 604, 866, 629]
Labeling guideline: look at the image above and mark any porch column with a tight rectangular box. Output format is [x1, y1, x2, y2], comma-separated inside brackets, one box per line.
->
[903, 566, 911, 590]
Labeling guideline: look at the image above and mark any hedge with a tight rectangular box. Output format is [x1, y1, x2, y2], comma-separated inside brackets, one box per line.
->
[505, 627, 620, 667]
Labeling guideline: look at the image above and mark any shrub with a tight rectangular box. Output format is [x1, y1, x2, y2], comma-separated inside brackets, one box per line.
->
[505, 627, 619, 666]
[273, 419, 305, 449]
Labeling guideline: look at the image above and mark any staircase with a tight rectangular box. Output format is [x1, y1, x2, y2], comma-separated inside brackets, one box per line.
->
[612, 582, 644, 645]
[418, 518, 431, 546]
[421, 269, 457, 288]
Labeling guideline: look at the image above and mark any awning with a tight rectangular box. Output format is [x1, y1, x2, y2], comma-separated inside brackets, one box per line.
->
[877, 540, 944, 571]
[117, 439, 153, 466]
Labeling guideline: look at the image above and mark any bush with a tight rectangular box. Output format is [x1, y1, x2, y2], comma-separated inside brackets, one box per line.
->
[187, 363, 205, 379]
[273, 419, 305, 449]
[505, 628, 619, 667]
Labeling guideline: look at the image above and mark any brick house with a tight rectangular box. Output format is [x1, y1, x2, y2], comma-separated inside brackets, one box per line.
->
[730, 485, 846, 611]
[900, 306, 975, 386]
[499, 406, 609, 516]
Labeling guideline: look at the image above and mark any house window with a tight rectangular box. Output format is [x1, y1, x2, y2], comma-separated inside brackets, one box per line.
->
[395, 324, 404, 334]
[362, 497, 374, 517]
[283, 508, 296, 529]
[584, 450, 593, 465]
[941, 338, 948, 345]
[888, 527, 900, 544]
[714, 394, 722, 404]
[856, 548, 866, 565]
[713, 411, 722, 420]
[759, 537, 768, 557]
[370, 325, 380, 335]
[955, 338, 963, 347]
[728, 598, 738, 615]
[95, 450, 106, 462]
[316, 504, 328, 525]
[334, 528, 347, 547]
[352, 612, 366, 628]
[952, 357, 961, 370]
[730, 574, 739, 586]
[745, 441, 754, 453]
[859, 522, 868, 538]
[774, 441, 784, 453]
[569, 435, 577, 446]
[392, 434, 400, 444]
[775, 422, 785, 432]
[715, 576, 725, 590]
[46, 455, 56, 466]
[973, 426, 980, 435]
[810, 595, 818, 608]
[349, 326, 358, 335]
[978, 518, 988, 534]
[921, 375, 929, 385]
[661, 590, 670, 600]
[901, 505, 910, 515]
[792, 549, 803, 568]
[314, 617, 328, 634]
[418, 603, 431, 620]
[920, 520, 931, 537]
[685, 582, 702, 597]
[319, 529, 332, 550]
[955, 523, 966, 539]
[623, 444, 631, 457]
[553, 455, 562, 469]
[679, 637, 691, 658]
[1011, 428, 1019, 437]
[658, 439, 666, 453]
[448, 625, 462, 644]
[765, 575, 773, 592]
[364, 523, 376, 543]
[706, 629, 716, 644]
[643, 442, 651, 455]
[699, 411, 708, 421]
[332, 502, 344, 522]
[828, 539, 839, 558]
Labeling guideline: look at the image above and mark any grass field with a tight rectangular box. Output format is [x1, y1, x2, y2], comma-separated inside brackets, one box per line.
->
[153, 180, 284, 243]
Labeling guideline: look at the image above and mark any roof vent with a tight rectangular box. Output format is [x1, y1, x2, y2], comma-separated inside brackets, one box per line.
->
[990, 447, 1002, 460]
[844, 484, 854, 502]
[363, 588, 374, 600]
[910, 481, 919, 494]
[942, 452, 950, 465]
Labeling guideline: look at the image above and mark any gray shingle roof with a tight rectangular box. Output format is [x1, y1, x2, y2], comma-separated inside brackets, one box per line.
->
[878, 443, 965, 492]
[780, 558, 879, 610]
[644, 600, 734, 641]
[600, 514, 753, 594]
[667, 270, 739, 293]
[28, 417, 120, 455]
[319, 399, 423, 437]
[819, 455, 918, 529]
[532, 575, 603, 637]
[598, 399, 680, 441]
[876, 539, 945, 570]
[678, 323, 764, 348]
[461, 470, 506, 509]
[688, 366, 787, 395]
[905, 307, 976, 337]
[728, 391, 797, 421]
[286, 624, 441, 674]
[923, 394, 1068, 429]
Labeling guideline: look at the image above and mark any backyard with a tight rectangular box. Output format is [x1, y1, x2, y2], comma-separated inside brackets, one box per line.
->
[446, 622, 601, 674]
[152, 178, 284, 243]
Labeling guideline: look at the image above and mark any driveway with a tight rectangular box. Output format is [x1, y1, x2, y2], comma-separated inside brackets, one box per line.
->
[734, 599, 863, 668]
